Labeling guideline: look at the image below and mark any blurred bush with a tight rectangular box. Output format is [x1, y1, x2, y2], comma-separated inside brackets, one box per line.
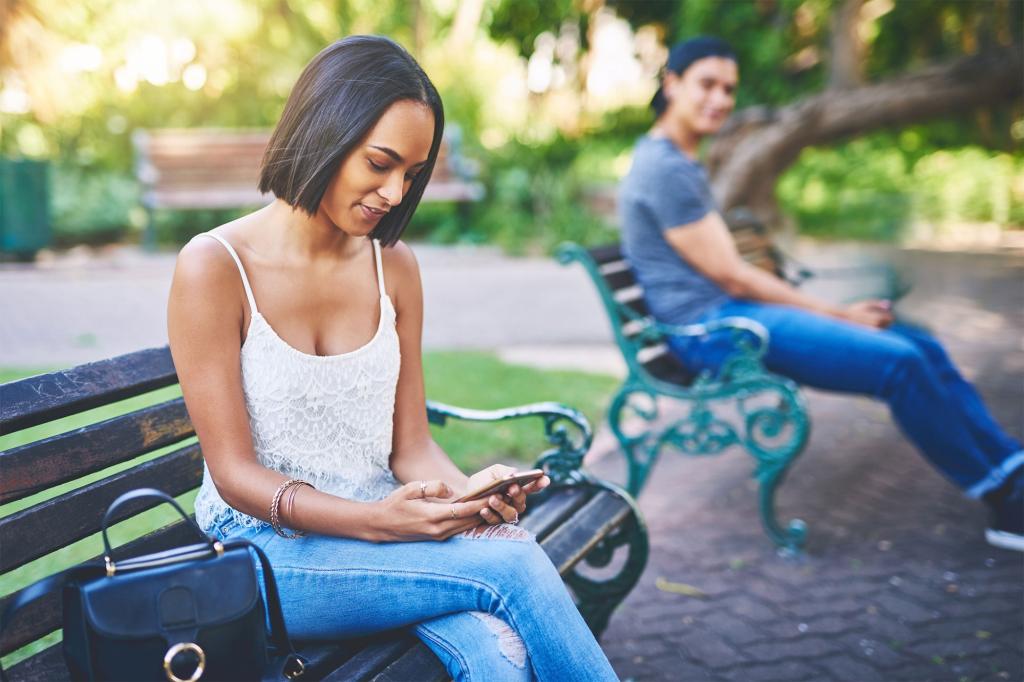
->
[50, 166, 137, 246]
[778, 132, 1023, 241]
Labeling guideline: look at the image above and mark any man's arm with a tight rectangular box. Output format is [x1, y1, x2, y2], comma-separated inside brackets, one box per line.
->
[664, 211, 891, 328]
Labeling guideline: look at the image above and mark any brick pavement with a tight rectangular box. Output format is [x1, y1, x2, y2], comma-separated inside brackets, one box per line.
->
[588, 249, 1024, 682]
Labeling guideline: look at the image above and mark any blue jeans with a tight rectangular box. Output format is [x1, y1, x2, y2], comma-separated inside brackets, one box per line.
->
[208, 516, 618, 682]
[667, 300, 1023, 498]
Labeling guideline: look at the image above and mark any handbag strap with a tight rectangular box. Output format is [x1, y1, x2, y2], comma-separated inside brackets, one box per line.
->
[0, 542, 304, 681]
[227, 540, 302, 664]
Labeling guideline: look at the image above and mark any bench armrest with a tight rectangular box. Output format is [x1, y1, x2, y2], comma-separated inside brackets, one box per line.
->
[425, 400, 593, 484]
[652, 316, 768, 350]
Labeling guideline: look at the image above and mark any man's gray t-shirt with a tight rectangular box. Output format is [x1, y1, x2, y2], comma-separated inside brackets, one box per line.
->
[618, 135, 729, 325]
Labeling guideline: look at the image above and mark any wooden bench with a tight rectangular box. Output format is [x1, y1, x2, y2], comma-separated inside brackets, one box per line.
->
[133, 127, 485, 249]
[0, 346, 647, 680]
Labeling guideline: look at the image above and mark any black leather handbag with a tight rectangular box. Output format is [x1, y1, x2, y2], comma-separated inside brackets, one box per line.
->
[1, 488, 305, 682]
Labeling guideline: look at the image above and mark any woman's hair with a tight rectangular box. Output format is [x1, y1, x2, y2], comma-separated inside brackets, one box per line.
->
[651, 36, 736, 118]
[259, 35, 444, 246]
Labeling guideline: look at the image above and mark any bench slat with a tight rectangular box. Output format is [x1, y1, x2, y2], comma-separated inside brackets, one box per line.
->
[598, 261, 637, 292]
[642, 350, 696, 386]
[519, 486, 589, 539]
[587, 244, 625, 266]
[5, 643, 67, 681]
[0, 521, 197, 656]
[0, 445, 203, 574]
[321, 636, 417, 681]
[370, 644, 447, 682]
[0, 347, 177, 434]
[294, 640, 371, 680]
[541, 491, 633, 574]
[0, 399, 194, 505]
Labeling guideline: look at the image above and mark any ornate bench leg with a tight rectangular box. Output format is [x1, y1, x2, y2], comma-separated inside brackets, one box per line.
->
[741, 382, 811, 554]
[608, 386, 662, 497]
[562, 483, 649, 638]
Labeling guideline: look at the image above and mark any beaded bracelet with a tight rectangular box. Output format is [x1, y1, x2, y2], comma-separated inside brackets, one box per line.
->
[270, 478, 313, 539]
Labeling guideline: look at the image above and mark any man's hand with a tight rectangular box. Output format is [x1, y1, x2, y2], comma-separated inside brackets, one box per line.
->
[841, 299, 894, 329]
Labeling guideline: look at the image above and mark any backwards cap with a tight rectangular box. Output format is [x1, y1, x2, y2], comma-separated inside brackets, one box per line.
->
[651, 36, 737, 116]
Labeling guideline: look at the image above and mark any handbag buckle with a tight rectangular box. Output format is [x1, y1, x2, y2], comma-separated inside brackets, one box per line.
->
[284, 654, 306, 679]
[163, 641, 206, 682]
[104, 555, 116, 577]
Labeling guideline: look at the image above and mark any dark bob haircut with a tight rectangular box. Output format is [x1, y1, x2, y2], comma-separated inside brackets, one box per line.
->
[259, 35, 444, 247]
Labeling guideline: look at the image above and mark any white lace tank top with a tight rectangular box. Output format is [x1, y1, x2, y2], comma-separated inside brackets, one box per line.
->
[191, 233, 402, 531]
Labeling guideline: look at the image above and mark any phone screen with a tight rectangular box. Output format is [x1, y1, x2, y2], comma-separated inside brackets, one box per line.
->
[455, 469, 545, 503]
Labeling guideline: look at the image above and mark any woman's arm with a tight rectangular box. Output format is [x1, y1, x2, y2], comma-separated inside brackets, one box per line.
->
[168, 236, 488, 542]
[385, 242, 541, 525]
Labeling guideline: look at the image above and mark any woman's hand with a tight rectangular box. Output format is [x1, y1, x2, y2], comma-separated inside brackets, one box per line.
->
[467, 464, 551, 527]
[370, 480, 489, 542]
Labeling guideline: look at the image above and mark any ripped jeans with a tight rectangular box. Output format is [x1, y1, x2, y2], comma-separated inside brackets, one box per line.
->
[208, 515, 618, 682]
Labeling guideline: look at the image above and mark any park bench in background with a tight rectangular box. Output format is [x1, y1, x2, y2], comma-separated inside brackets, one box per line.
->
[558, 239, 810, 554]
[0, 347, 647, 680]
[557, 210, 911, 554]
[133, 127, 484, 249]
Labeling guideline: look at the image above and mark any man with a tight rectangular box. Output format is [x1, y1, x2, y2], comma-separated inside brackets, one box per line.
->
[618, 36, 1023, 551]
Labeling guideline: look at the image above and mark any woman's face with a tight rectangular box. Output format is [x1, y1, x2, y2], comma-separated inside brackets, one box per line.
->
[663, 56, 738, 137]
[320, 99, 435, 236]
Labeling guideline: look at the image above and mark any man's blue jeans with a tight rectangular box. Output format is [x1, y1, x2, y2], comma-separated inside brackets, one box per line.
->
[667, 299, 1023, 498]
[209, 515, 617, 682]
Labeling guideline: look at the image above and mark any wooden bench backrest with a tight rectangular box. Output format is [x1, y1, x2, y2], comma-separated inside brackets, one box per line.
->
[134, 129, 475, 210]
[0, 348, 200, 658]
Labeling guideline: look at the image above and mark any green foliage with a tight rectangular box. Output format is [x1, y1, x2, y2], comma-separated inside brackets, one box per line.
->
[778, 132, 1024, 240]
[462, 135, 620, 254]
[3, 0, 1019, 250]
[49, 166, 138, 244]
[487, 0, 581, 57]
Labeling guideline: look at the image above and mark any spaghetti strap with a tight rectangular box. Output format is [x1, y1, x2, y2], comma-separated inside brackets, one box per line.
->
[372, 239, 386, 297]
[193, 233, 259, 316]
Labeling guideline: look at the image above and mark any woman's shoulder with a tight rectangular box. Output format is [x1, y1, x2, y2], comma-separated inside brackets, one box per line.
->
[172, 222, 254, 309]
[380, 239, 419, 278]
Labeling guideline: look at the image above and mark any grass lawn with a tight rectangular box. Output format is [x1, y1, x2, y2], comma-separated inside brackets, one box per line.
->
[0, 351, 617, 667]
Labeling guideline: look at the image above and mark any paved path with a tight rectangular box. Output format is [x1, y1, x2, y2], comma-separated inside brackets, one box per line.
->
[2, 241, 1022, 681]
[589, 249, 1024, 682]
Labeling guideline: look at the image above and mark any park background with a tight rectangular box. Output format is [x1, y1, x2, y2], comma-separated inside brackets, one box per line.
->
[1, 1, 1023, 680]
[2, 0, 1022, 254]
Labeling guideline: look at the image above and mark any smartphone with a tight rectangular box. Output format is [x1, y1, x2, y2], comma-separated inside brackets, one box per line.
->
[455, 469, 546, 503]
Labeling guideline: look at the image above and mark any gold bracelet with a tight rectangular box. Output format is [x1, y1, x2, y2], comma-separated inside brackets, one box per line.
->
[270, 479, 313, 539]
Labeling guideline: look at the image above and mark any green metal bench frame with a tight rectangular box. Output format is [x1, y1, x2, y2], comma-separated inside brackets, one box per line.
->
[558, 242, 810, 553]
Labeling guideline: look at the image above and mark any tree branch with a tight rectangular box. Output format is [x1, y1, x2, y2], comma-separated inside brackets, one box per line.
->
[709, 44, 1024, 216]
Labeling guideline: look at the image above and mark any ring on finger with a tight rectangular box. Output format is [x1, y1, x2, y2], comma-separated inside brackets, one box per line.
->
[419, 481, 427, 498]
[510, 511, 520, 525]
[450, 503, 458, 520]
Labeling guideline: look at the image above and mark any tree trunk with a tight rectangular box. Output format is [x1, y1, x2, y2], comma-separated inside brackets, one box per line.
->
[706, 45, 1024, 229]
[828, 0, 865, 90]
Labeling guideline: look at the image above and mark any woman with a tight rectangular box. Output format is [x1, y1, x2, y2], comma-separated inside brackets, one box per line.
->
[618, 36, 1022, 551]
[168, 35, 618, 681]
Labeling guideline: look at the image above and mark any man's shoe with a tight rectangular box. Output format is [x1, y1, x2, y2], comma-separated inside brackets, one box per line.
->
[984, 477, 1024, 552]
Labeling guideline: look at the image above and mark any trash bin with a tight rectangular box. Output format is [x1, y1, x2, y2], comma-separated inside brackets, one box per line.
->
[0, 157, 52, 260]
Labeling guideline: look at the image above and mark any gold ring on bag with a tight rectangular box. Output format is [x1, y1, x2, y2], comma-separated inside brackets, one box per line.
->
[163, 641, 206, 682]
